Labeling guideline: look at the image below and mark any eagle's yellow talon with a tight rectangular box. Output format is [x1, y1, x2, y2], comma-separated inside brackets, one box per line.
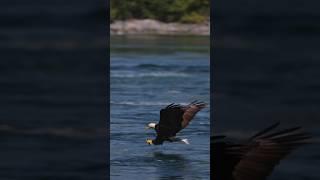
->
[146, 139, 153, 145]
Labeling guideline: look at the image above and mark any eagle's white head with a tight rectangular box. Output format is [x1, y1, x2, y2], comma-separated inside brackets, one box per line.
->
[146, 122, 156, 129]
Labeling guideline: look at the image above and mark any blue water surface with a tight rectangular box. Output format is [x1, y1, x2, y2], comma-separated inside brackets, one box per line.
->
[110, 36, 210, 180]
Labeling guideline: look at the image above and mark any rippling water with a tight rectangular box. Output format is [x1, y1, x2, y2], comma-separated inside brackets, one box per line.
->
[110, 36, 210, 179]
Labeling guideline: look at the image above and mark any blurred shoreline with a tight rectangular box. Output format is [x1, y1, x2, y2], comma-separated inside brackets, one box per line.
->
[110, 19, 210, 36]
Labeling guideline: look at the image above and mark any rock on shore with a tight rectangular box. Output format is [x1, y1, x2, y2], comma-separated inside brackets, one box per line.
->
[110, 19, 209, 36]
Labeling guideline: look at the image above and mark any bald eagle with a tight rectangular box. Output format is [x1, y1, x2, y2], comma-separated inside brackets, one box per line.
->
[212, 122, 311, 180]
[146, 101, 206, 145]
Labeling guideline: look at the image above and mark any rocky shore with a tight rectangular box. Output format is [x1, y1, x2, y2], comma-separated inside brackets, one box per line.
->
[110, 19, 210, 36]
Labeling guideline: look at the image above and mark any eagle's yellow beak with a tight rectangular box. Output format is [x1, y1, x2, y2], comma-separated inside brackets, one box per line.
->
[146, 139, 153, 145]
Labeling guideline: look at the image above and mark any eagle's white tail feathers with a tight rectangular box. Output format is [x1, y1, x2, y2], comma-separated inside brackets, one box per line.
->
[181, 138, 190, 144]
[169, 137, 190, 144]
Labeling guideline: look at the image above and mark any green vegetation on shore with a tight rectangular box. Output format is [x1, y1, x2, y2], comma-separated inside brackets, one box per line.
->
[111, 0, 210, 24]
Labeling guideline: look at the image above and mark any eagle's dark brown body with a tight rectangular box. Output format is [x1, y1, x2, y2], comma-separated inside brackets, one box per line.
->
[148, 101, 206, 145]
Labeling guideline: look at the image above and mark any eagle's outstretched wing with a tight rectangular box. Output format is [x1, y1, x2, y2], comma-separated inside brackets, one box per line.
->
[181, 101, 206, 128]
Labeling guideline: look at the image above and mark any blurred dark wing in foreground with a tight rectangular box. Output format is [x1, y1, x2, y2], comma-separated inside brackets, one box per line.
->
[211, 123, 312, 180]
[233, 123, 311, 180]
